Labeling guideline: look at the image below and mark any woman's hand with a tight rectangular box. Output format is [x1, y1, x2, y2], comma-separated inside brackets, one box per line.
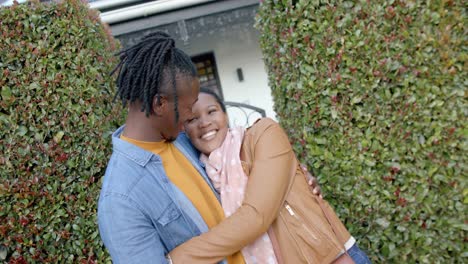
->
[300, 164, 323, 198]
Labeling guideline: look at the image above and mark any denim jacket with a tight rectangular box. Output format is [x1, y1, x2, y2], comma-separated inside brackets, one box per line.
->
[98, 126, 227, 264]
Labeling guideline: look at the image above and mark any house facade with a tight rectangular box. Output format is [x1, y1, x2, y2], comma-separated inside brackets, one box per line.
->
[92, 0, 276, 124]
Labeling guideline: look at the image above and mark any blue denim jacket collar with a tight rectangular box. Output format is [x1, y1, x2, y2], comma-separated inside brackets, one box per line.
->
[111, 125, 158, 166]
[110, 126, 221, 231]
[111, 126, 219, 195]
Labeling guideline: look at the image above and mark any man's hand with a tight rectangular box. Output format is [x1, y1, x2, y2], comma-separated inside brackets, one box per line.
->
[300, 164, 323, 199]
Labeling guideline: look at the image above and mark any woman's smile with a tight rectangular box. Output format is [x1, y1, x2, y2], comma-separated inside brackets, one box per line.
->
[185, 92, 229, 155]
[201, 130, 218, 140]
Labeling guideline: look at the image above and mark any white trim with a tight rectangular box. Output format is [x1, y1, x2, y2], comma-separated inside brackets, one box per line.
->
[345, 236, 356, 251]
[89, 0, 141, 10]
[99, 0, 217, 24]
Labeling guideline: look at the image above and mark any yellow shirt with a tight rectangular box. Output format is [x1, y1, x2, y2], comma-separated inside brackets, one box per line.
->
[121, 135, 244, 264]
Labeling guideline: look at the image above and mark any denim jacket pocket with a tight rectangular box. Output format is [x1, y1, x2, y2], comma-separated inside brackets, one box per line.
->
[157, 202, 181, 226]
[156, 202, 197, 252]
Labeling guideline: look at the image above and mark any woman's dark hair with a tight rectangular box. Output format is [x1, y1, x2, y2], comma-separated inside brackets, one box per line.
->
[111, 31, 197, 121]
[199, 87, 226, 113]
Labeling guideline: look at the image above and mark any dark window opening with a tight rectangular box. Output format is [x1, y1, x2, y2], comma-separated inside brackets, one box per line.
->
[191, 52, 223, 99]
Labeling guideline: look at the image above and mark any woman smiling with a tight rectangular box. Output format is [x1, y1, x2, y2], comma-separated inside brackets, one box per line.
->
[169, 88, 371, 264]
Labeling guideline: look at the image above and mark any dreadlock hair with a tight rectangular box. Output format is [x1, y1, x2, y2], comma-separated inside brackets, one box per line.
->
[111, 31, 197, 122]
[199, 87, 226, 113]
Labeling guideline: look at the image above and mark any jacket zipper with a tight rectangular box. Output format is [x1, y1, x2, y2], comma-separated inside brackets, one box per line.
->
[279, 211, 311, 264]
[285, 203, 318, 240]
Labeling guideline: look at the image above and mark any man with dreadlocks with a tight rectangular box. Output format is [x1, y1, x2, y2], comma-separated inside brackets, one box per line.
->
[97, 32, 245, 263]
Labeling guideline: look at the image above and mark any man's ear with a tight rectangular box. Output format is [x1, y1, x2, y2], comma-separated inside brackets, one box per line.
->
[152, 94, 168, 117]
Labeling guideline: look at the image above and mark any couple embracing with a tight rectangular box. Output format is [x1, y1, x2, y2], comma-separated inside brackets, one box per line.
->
[98, 32, 371, 264]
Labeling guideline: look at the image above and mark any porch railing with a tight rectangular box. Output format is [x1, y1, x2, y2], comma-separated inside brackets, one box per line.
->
[225, 101, 266, 128]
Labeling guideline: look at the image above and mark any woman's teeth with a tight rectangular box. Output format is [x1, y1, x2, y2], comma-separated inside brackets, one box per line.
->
[201, 130, 216, 140]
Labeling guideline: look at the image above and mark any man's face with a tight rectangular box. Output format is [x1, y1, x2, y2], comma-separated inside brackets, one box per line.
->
[159, 76, 200, 141]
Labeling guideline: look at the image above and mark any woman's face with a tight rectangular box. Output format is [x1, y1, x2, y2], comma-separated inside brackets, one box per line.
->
[185, 93, 229, 155]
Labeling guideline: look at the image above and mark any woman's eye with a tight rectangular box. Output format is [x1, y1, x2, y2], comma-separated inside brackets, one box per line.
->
[208, 109, 216, 114]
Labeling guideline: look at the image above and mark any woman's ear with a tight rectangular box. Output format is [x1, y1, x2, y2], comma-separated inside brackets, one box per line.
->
[152, 94, 167, 117]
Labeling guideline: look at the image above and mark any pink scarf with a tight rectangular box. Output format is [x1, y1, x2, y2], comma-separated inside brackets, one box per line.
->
[201, 127, 278, 264]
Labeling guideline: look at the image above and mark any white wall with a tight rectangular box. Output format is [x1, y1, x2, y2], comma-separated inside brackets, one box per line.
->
[177, 25, 277, 123]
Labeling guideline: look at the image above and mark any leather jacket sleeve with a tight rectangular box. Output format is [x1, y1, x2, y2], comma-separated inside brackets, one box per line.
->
[169, 119, 296, 263]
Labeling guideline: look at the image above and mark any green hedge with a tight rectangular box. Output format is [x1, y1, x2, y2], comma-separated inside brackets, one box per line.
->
[0, 0, 121, 262]
[256, 0, 466, 263]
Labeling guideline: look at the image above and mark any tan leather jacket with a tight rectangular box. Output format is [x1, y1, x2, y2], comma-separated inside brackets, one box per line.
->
[170, 118, 351, 264]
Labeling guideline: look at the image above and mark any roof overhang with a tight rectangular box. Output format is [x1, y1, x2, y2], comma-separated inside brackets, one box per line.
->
[94, 0, 219, 25]
[106, 0, 259, 36]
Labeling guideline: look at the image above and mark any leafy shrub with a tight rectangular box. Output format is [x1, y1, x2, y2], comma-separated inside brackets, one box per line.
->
[0, 0, 121, 262]
[256, 0, 466, 263]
